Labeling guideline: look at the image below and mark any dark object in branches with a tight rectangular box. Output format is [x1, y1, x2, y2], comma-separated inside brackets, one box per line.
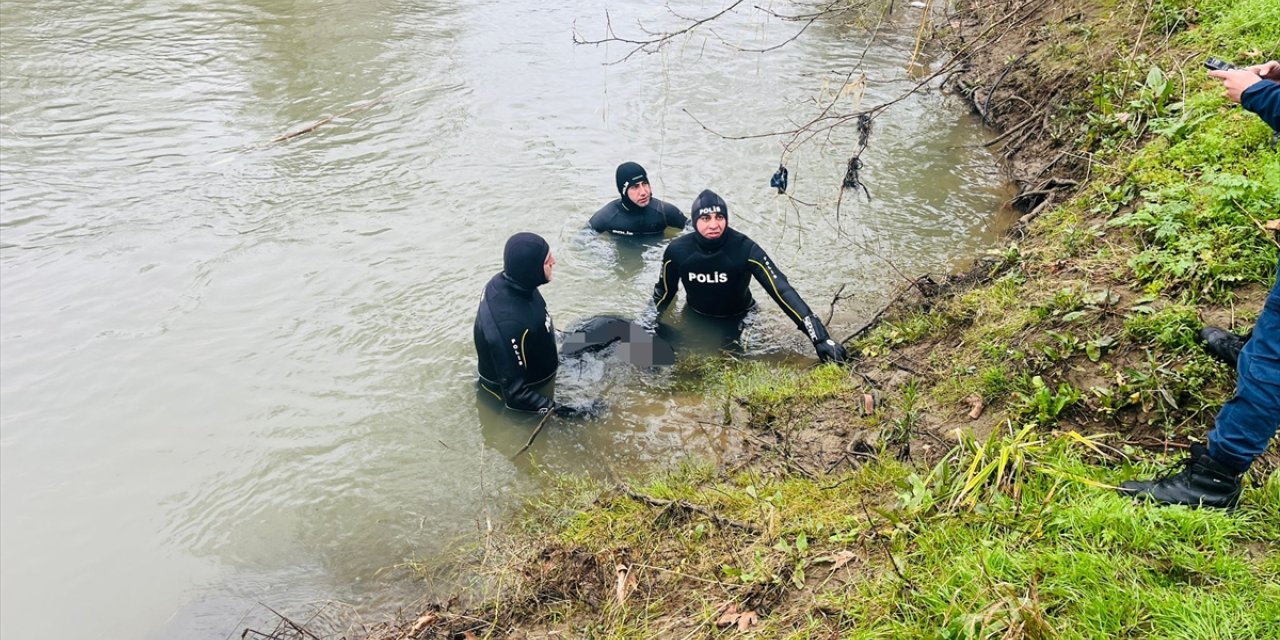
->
[770, 165, 789, 194]
[842, 156, 871, 200]
[856, 113, 872, 148]
[838, 114, 873, 200]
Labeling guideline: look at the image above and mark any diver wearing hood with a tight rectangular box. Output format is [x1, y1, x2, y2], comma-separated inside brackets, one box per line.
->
[589, 162, 688, 236]
[474, 233, 602, 415]
[649, 190, 848, 363]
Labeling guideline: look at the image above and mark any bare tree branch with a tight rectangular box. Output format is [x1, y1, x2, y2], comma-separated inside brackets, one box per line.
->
[572, 1, 748, 65]
[682, 0, 1052, 156]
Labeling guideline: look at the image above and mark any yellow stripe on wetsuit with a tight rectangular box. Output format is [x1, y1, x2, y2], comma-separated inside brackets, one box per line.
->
[748, 258, 802, 323]
[657, 259, 673, 305]
[520, 329, 528, 367]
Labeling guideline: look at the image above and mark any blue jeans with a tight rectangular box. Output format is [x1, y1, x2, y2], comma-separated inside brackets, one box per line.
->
[1208, 263, 1280, 474]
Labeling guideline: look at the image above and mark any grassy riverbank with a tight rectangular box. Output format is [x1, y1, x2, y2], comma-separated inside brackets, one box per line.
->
[375, 1, 1278, 637]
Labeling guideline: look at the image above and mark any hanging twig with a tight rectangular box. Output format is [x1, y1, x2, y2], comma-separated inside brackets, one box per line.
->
[825, 283, 849, 326]
[572, 1, 747, 64]
[713, 0, 853, 54]
[683, 0, 1053, 154]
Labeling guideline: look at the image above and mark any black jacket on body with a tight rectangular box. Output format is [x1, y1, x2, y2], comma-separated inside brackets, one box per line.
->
[474, 272, 559, 412]
[652, 227, 816, 331]
[589, 197, 687, 235]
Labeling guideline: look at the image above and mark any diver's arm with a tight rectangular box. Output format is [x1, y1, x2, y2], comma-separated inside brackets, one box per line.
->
[746, 243, 847, 363]
[745, 242, 815, 329]
[651, 245, 681, 315]
[662, 201, 689, 230]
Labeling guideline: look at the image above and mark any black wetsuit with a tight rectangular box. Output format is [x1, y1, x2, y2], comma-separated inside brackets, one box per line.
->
[589, 197, 687, 235]
[652, 227, 816, 332]
[474, 273, 558, 412]
[474, 232, 560, 412]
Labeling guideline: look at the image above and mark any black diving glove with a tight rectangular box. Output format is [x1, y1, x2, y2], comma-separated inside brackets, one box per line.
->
[802, 314, 848, 364]
[552, 398, 608, 419]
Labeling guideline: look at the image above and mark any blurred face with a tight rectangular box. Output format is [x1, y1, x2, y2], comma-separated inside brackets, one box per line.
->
[626, 181, 652, 208]
[543, 251, 556, 283]
[695, 212, 726, 240]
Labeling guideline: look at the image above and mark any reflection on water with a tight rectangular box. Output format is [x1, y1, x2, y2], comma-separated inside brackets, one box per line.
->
[0, 1, 1013, 638]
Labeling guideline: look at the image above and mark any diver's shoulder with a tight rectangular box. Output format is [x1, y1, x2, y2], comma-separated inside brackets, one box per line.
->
[589, 199, 625, 228]
[726, 227, 752, 246]
[668, 231, 699, 250]
[650, 197, 681, 212]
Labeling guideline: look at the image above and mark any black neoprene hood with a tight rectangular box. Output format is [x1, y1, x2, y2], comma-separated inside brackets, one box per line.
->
[691, 189, 730, 251]
[502, 232, 550, 289]
[615, 161, 648, 208]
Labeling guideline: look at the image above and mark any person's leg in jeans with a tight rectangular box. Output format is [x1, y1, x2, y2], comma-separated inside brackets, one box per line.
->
[1121, 264, 1280, 508]
[1208, 270, 1280, 472]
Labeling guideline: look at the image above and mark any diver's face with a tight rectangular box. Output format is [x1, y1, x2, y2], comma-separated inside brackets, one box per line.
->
[695, 212, 726, 240]
[626, 181, 652, 208]
[543, 251, 556, 283]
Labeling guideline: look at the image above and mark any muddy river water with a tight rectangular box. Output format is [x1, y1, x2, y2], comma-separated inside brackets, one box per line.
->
[0, 1, 1014, 637]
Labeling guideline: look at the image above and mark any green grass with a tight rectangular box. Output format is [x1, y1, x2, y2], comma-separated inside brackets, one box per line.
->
[509, 431, 1278, 639]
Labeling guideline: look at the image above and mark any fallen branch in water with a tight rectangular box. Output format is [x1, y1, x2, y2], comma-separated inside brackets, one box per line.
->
[243, 604, 322, 640]
[266, 84, 434, 144]
[838, 280, 917, 345]
[269, 98, 386, 143]
[513, 411, 555, 458]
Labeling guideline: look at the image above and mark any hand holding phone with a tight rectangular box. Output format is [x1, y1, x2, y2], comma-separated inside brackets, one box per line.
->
[1204, 57, 1235, 71]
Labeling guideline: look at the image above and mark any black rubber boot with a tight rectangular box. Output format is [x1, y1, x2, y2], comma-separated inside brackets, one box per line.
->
[1199, 326, 1248, 370]
[1118, 446, 1244, 510]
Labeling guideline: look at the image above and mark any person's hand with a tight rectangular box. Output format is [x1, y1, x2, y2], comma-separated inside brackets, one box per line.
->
[553, 398, 607, 419]
[1244, 60, 1280, 81]
[814, 338, 848, 364]
[1209, 68, 1265, 104]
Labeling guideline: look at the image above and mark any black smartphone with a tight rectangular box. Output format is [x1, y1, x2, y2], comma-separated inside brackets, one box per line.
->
[1205, 57, 1235, 71]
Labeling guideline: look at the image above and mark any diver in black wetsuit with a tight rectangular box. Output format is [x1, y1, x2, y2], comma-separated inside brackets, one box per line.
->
[473, 233, 601, 416]
[589, 162, 688, 235]
[649, 190, 848, 363]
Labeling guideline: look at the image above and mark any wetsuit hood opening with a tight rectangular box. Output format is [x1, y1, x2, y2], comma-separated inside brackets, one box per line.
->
[616, 161, 648, 210]
[691, 188, 729, 252]
[503, 232, 550, 289]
